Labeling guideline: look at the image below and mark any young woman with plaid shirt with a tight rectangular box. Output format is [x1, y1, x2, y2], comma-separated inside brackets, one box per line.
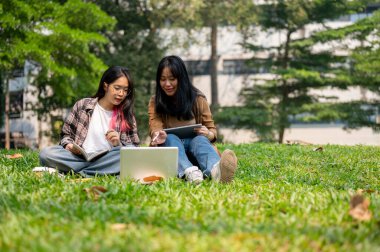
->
[39, 66, 139, 176]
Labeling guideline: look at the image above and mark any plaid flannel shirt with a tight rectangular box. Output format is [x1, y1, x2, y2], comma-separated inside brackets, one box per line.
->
[60, 98, 140, 147]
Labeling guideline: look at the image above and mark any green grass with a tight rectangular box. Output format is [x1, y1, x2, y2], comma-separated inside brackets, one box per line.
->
[0, 143, 379, 251]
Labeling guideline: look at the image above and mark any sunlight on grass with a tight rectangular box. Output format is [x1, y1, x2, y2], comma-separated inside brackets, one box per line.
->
[0, 144, 379, 251]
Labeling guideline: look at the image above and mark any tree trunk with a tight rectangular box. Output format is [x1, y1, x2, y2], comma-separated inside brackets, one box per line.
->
[277, 31, 292, 143]
[5, 77, 10, 150]
[278, 84, 288, 144]
[278, 125, 285, 144]
[38, 117, 42, 149]
[210, 22, 219, 113]
[278, 91, 287, 143]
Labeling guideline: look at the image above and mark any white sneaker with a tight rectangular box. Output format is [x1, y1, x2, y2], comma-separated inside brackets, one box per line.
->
[211, 149, 237, 183]
[184, 166, 204, 184]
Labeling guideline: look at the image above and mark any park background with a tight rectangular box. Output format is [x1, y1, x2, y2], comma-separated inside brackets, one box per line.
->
[1, 2, 380, 251]
[1, 0, 380, 149]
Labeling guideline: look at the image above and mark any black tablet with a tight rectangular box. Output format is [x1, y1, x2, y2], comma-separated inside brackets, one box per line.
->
[163, 124, 202, 139]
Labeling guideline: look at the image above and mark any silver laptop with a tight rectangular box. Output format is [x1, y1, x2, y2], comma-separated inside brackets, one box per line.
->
[120, 147, 178, 182]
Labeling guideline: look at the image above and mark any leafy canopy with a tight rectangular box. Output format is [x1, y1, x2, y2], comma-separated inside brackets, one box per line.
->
[216, 0, 375, 142]
[0, 0, 115, 117]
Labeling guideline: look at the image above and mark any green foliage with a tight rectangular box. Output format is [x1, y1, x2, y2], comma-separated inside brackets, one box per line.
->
[349, 10, 380, 94]
[220, 0, 373, 143]
[335, 102, 380, 131]
[215, 104, 275, 142]
[0, 0, 115, 121]
[147, 0, 256, 112]
[257, 0, 369, 31]
[93, 0, 166, 140]
[155, 0, 256, 29]
[92, 0, 256, 139]
[1, 144, 379, 251]
[294, 101, 379, 131]
[0, 73, 3, 126]
[308, 8, 380, 131]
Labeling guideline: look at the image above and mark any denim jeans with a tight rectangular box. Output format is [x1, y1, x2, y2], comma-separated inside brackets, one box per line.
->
[39, 145, 121, 176]
[163, 134, 220, 178]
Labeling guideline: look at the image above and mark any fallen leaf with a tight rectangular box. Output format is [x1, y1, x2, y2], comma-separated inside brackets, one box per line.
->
[363, 189, 376, 194]
[286, 140, 312, 146]
[143, 176, 163, 182]
[313, 146, 323, 152]
[83, 185, 107, 201]
[110, 223, 127, 231]
[137, 175, 164, 185]
[349, 194, 372, 221]
[34, 172, 43, 178]
[5, 153, 23, 159]
[357, 188, 376, 194]
[70, 178, 93, 183]
[34, 172, 64, 178]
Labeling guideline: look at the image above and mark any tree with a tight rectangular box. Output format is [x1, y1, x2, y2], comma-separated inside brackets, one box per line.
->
[0, 0, 114, 148]
[342, 8, 380, 131]
[198, 0, 256, 112]
[216, 0, 371, 143]
[283, 5, 380, 132]
[148, 0, 255, 112]
[92, 0, 255, 140]
[92, 0, 166, 139]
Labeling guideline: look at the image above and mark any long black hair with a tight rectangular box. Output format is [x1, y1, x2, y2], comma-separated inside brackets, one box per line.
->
[94, 66, 135, 128]
[155, 55, 199, 120]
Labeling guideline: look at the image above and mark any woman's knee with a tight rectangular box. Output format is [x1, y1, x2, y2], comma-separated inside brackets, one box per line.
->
[39, 148, 47, 162]
[190, 135, 209, 146]
[189, 135, 213, 153]
[39, 147, 52, 164]
[165, 134, 181, 145]
[39, 146, 61, 163]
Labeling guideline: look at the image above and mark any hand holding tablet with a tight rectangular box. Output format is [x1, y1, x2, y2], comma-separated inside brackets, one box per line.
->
[163, 124, 202, 139]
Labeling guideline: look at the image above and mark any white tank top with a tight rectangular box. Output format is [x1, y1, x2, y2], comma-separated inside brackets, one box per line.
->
[82, 103, 113, 153]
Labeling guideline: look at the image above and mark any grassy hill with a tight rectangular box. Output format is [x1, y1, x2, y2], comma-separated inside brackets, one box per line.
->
[0, 143, 379, 251]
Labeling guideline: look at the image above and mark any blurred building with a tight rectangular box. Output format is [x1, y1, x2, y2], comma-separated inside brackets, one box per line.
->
[0, 61, 58, 149]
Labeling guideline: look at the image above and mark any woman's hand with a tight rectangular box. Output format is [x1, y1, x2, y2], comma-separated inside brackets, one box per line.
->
[65, 143, 81, 155]
[195, 126, 214, 140]
[106, 129, 121, 147]
[150, 130, 167, 146]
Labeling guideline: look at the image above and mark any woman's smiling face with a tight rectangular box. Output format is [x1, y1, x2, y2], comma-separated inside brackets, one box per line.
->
[102, 76, 129, 109]
[159, 67, 178, 97]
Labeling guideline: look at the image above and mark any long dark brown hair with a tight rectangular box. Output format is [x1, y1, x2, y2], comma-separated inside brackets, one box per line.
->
[93, 66, 135, 129]
[155, 55, 200, 120]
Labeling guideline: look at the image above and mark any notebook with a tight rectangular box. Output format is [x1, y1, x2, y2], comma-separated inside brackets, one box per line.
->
[120, 147, 178, 183]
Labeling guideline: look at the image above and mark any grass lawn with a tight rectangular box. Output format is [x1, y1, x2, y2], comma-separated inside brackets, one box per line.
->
[0, 143, 379, 251]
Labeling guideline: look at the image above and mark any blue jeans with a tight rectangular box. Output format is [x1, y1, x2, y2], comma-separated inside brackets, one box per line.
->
[163, 134, 220, 178]
[39, 145, 121, 176]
